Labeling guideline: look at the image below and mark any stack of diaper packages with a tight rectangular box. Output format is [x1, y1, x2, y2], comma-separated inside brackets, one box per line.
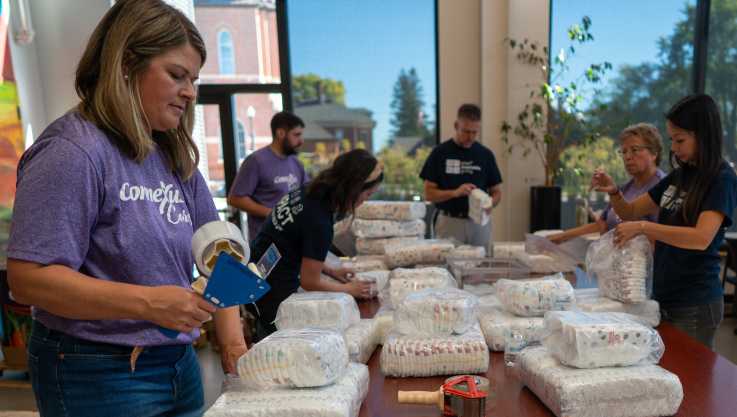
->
[273, 292, 379, 365]
[514, 311, 682, 417]
[492, 241, 577, 273]
[586, 230, 654, 309]
[452, 244, 487, 258]
[380, 287, 489, 377]
[374, 267, 459, 344]
[383, 238, 456, 268]
[351, 201, 426, 253]
[478, 273, 576, 352]
[205, 327, 369, 417]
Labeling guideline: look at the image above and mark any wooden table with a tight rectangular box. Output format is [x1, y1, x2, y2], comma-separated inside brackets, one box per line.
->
[355, 295, 737, 416]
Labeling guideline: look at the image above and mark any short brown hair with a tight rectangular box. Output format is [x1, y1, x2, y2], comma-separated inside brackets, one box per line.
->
[619, 123, 664, 166]
[76, 0, 207, 180]
[457, 104, 481, 122]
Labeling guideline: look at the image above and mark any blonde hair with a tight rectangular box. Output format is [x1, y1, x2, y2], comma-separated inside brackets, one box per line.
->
[619, 123, 664, 166]
[75, 0, 207, 180]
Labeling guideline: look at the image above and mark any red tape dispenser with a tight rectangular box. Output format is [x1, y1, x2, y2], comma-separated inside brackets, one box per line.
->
[398, 375, 487, 417]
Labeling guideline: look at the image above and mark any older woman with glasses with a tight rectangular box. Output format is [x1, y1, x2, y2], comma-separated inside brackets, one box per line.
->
[547, 123, 666, 244]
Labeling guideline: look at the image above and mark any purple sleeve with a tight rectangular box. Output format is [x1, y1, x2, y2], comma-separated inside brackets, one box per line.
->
[8, 139, 99, 269]
[190, 169, 221, 229]
[229, 155, 260, 197]
[302, 166, 310, 185]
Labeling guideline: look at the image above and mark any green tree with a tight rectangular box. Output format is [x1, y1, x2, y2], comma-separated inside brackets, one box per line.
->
[373, 145, 432, 201]
[390, 68, 432, 138]
[292, 73, 346, 104]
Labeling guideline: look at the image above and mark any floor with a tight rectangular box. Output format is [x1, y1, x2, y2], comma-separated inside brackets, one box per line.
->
[2, 298, 737, 414]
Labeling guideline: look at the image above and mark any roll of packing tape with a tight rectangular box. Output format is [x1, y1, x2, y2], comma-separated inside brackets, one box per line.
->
[191, 220, 249, 276]
[445, 375, 490, 394]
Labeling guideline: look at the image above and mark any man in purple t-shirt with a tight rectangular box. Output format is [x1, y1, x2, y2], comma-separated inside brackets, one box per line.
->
[228, 111, 310, 241]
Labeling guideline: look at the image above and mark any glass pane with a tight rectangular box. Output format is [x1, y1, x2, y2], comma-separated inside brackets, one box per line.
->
[287, 0, 436, 202]
[194, 104, 228, 220]
[194, 1, 281, 85]
[550, 0, 693, 230]
[705, 0, 737, 231]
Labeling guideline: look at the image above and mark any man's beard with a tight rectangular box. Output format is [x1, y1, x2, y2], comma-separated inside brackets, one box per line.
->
[283, 141, 298, 156]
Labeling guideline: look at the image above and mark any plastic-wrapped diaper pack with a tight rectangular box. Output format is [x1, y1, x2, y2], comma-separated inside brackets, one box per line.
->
[515, 346, 683, 417]
[453, 245, 487, 258]
[477, 308, 544, 351]
[378, 267, 458, 309]
[352, 270, 390, 298]
[497, 273, 576, 317]
[575, 289, 661, 327]
[354, 201, 427, 221]
[373, 306, 394, 345]
[541, 311, 664, 368]
[355, 235, 423, 255]
[468, 188, 492, 225]
[380, 322, 489, 377]
[344, 319, 379, 364]
[391, 287, 480, 336]
[236, 327, 349, 387]
[383, 239, 455, 269]
[274, 292, 360, 331]
[206, 362, 370, 417]
[586, 230, 653, 303]
[351, 218, 426, 238]
[340, 256, 388, 273]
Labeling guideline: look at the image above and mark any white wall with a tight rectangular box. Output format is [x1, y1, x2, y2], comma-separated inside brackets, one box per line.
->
[9, 0, 109, 139]
[439, 0, 550, 241]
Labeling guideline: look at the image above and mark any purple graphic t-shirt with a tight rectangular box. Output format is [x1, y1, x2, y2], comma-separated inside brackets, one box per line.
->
[7, 111, 219, 346]
[229, 146, 309, 241]
[600, 169, 666, 230]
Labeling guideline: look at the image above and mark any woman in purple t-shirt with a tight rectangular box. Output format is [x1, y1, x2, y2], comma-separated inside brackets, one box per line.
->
[548, 123, 665, 244]
[6, 1, 245, 416]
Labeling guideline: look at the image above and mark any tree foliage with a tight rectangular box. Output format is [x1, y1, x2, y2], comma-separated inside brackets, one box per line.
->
[292, 73, 346, 105]
[501, 16, 625, 187]
[373, 145, 432, 201]
[390, 68, 432, 138]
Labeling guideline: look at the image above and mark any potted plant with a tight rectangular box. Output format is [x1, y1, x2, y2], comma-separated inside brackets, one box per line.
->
[500, 16, 622, 231]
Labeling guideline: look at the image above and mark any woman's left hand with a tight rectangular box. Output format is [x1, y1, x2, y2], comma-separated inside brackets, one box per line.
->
[220, 342, 248, 375]
[612, 221, 646, 248]
[345, 280, 373, 299]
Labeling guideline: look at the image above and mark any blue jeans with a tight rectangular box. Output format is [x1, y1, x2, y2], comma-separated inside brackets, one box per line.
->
[27, 321, 205, 417]
[661, 298, 723, 350]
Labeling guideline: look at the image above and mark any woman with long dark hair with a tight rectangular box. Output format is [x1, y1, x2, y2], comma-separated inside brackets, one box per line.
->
[245, 149, 380, 336]
[590, 93, 737, 349]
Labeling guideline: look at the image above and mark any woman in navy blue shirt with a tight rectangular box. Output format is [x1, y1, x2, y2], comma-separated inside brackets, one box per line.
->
[590, 93, 737, 349]
[247, 149, 381, 335]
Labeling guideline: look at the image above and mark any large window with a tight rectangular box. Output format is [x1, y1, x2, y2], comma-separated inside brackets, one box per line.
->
[287, 0, 437, 201]
[550, 0, 697, 229]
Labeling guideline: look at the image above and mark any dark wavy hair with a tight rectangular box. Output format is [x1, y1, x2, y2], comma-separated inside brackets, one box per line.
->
[307, 149, 383, 221]
[664, 93, 723, 226]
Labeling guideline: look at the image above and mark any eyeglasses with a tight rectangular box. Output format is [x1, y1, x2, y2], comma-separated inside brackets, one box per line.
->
[617, 146, 650, 157]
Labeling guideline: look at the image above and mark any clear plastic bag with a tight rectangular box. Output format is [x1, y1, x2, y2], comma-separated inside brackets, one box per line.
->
[207, 362, 369, 417]
[235, 327, 349, 388]
[391, 287, 480, 336]
[540, 311, 664, 368]
[378, 267, 458, 309]
[383, 239, 455, 269]
[497, 273, 576, 317]
[274, 292, 360, 331]
[586, 229, 653, 303]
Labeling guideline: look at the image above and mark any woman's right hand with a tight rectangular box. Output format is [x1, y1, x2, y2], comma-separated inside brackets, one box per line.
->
[344, 280, 373, 299]
[148, 286, 216, 333]
[589, 168, 618, 195]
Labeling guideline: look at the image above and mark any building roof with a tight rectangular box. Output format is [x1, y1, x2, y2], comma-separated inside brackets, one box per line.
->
[301, 121, 334, 141]
[295, 101, 375, 124]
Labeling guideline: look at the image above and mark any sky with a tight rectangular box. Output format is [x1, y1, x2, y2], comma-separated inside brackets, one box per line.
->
[551, 0, 695, 102]
[287, 0, 436, 153]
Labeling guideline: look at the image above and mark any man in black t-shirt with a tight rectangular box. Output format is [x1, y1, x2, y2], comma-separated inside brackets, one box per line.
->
[419, 104, 502, 252]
